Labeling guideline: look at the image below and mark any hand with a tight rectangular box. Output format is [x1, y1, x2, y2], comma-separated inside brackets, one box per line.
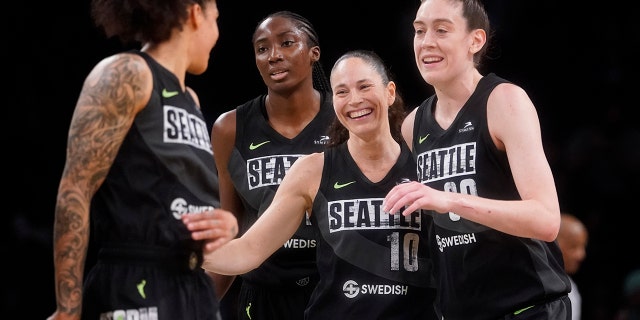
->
[383, 180, 444, 215]
[182, 209, 238, 252]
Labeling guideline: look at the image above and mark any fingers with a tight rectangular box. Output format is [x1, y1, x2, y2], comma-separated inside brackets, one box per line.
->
[182, 209, 238, 243]
[383, 182, 423, 216]
[383, 184, 408, 215]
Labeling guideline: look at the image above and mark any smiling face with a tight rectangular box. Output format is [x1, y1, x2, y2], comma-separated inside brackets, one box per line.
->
[330, 56, 395, 141]
[252, 15, 319, 93]
[412, 0, 485, 86]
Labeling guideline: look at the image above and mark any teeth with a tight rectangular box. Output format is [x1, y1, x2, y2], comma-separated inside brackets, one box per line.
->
[349, 109, 372, 118]
[423, 57, 442, 63]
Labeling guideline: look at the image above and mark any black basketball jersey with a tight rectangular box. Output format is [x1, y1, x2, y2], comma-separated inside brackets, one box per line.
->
[228, 93, 334, 286]
[412, 73, 570, 319]
[91, 50, 220, 251]
[306, 143, 437, 320]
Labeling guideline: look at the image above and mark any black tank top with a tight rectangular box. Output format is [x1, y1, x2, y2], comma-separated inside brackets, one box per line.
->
[412, 73, 570, 319]
[306, 143, 437, 319]
[91, 51, 220, 253]
[228, 93, 334, 286]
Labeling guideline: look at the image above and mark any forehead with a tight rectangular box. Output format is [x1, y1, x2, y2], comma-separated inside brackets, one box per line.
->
[331, 57, 380, 83]
[415, 0, 464, 24]
[254, 16, 302, 42]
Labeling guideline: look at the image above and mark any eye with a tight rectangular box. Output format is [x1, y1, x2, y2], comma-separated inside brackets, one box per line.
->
[256, 46, 267, 54]
[282, 40, 295, 47]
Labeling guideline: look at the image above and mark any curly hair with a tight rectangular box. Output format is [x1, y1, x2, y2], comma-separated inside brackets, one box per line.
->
[91, 0, 216, 44]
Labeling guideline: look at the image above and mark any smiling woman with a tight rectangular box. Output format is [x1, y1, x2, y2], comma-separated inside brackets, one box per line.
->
[186, 49, 439, 319]
[382, 0, 572, 319]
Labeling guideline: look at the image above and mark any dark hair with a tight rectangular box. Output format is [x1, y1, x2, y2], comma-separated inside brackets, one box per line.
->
[459, 0, 491, 67]
[91, 0, 216, 45]
[326, 50, 406, 147]
[253, 11, 331, 93]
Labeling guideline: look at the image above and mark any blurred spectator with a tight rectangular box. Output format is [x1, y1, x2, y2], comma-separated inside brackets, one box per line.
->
[557, 213, 589, 320]
[615, 269, 640, 320]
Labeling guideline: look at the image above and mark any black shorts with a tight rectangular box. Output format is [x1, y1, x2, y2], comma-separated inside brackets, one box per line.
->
[503, 295, 571, 320]
[81, 244, 221, 320]
[236, 278, 317, 320]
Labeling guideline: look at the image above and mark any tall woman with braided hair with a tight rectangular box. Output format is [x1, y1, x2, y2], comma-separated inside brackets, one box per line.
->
[203, 11, 334, 320]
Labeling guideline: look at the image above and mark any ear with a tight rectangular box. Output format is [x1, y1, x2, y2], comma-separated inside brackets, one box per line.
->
[310, 46, 321, 63]
[188, 3, 204, 29]
[469, 28, 486, 54]
[386, 81, 397, 106]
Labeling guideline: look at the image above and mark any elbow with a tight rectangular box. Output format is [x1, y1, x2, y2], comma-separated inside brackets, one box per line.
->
[540, 228, 558, 243]
[540, 214, 561, 242]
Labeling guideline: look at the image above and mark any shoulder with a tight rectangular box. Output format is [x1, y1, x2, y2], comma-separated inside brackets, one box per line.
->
[296, 152, 325, 165]
[84, 52, 152, 113]
[488, 82, 534, 115]
[281, 152, 324, 198]
[212, 109, 237, 138]
[486, 80, 540, 149]
[94, 52, 149, 77]
[185, 87, 200, 108]
[490, 81, 528, 98]
[290, 152, 324, 174]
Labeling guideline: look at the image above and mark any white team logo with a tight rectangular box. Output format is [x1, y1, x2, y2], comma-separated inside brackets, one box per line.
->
[170, 198, 214, 219]
[343, 280, 360, 298]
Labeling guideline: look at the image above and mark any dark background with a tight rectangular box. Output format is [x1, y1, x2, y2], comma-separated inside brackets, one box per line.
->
[8, 1, 639, 319]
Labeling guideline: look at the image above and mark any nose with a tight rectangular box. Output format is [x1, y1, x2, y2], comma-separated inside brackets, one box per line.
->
[347, 90, 364, 105]
[417, 30, 435, 47]
[268, 47, 283, 62]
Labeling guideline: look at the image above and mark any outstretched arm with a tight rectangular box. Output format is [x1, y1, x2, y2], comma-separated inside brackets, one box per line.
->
[194, 152, 322, 275]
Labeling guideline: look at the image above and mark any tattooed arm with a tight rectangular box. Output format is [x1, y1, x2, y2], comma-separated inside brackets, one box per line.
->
[49, 53, 152, 320]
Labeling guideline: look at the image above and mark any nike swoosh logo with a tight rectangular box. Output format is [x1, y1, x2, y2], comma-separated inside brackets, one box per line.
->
[162, 88, 179, 98]
[249, 141, 270, 150]
[333, 181, 356, 189]
[137, 279, 147, 299]
[418, 134, 430, 144]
